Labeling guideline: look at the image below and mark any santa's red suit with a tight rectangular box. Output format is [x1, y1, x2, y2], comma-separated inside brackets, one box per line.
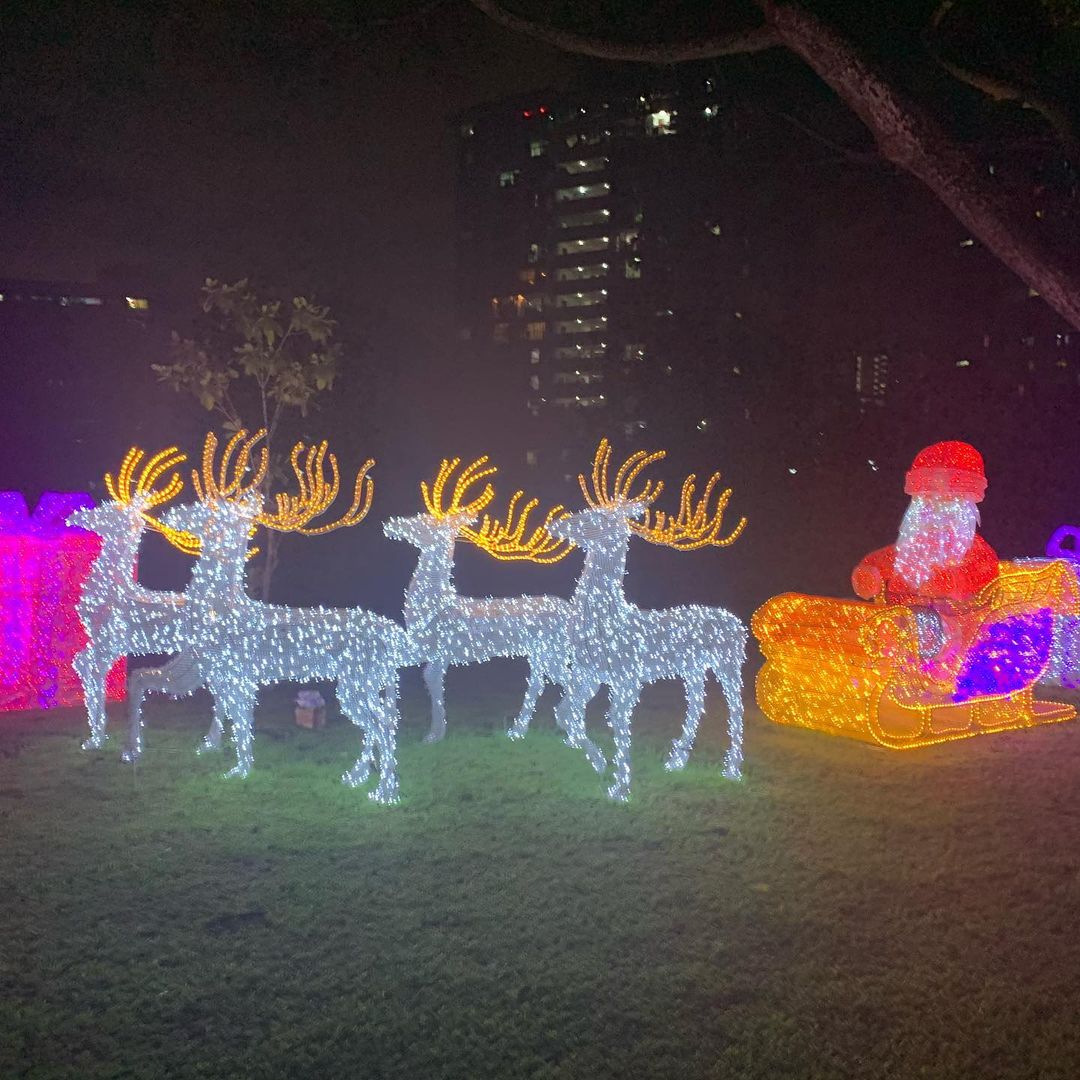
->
[851, 441, 999, 608]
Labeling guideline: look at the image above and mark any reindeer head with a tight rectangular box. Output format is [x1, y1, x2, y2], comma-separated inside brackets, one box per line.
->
[384, 457, 496, 550]
[550, 438, 746, 553]
[161, 429, 374, 552]
[68, 445, 197, 553]
[385, 457, 572, 564]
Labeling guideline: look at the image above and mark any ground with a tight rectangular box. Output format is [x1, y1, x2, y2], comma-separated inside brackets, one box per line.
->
[2, 666, 1080, 1080]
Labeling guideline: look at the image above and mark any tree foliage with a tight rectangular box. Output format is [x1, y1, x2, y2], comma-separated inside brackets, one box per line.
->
[152, 278, 342, 597]
[153, 278, 340, 432]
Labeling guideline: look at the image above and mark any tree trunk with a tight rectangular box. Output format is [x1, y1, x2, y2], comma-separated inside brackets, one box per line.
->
[260, 529, 280, 603]
[756, 0, 1080, 331]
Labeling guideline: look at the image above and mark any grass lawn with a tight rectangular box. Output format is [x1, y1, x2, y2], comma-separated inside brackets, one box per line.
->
[3, 665, 1080, 1079]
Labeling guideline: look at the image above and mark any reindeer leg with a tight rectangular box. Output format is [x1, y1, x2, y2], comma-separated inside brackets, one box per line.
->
[370, 681, 401, 805]
[222, 688, 255, 779]
[122, 664, 153, 763]
[422, 660, 448, 743]
[198, 705, 225, 755]
[607, 683, 638, 803]
[666, 671, 706, 772]
[74, 645, 111, 750]
[340, 684, 376, 789]
[555, 679, 606, 775]
[507, 664, 545, 740]
[717, 667, 745, 781]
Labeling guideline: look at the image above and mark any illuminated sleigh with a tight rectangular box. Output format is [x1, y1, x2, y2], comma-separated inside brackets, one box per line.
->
[752, 560, 1080, 749]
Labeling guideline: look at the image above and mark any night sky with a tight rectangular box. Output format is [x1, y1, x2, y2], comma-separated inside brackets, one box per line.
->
[1, 2, 586, 362]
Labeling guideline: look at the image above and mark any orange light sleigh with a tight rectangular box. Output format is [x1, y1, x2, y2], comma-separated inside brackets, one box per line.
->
[752, 560, 1080, 749]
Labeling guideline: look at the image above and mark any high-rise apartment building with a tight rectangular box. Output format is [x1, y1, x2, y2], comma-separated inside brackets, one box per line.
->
[455, 77, 1080, 484]
[456, 74, 741, 471]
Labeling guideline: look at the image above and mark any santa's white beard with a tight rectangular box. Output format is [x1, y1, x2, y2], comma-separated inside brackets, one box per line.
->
[894, 496, 980, 589]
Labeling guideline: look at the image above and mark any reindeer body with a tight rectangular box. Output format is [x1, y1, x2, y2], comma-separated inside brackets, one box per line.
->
[161, 440, 407, 802]
[389, 517, 574, 744]
[551, 443, 747, 801]
[67, 448, 227, 756]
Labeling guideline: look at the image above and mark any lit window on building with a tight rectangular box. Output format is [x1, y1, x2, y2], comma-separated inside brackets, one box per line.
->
[703, 104, 719, 120]
[854, 352, 889, 405]
[554, 290, 605, 309]
[529, 374, 540, 390]
[124, 296, 150, 310]
[553, 370, 602, 385]
[519, 268, 536, 285]
[493, 322, 510, 344]
[956, 358, 972, 367]
[708, 222, 722, 236]
[461, 122, 475, 137]
[554, 344, 606, 361]
[555, 263, 608, 282]
[498, 169, 520, 188]
[555, 316, 607, 335]
[524, 295, 543, 313]
[525, 450, 538, 466]
[529, 348, 541, 364]
[554, 181, 611, 202]
[624, 258, 642, 279]
[556, 236, 609, 256]
[617, 229, 639, 251]
[623, 344, 645, 362]
[525, 321, 546, 341]
[529, 139, 546, 158]
[647, 109, 676, 135]
[558, 157, 608, 175]
[527, 242, 542, 263]
[557, 209, 611, 229]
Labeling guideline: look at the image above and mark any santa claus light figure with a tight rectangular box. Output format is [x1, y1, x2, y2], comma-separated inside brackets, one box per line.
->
[852, 441, 999, 682]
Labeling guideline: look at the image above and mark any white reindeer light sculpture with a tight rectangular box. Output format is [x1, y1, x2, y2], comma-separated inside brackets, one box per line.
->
[67, 446, 222, 755]
[552, 439, 748, 801]
[384, 458, 604, 769]
[159, 431, 409, 803]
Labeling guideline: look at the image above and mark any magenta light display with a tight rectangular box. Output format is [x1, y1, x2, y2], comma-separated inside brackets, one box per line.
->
[0, 492, 126, 712]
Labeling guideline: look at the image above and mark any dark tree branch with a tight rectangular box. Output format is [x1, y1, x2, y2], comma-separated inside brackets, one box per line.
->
[466, 0, 781, 61]
[925, 0, 1077, 156]
[467, 0, 1080, 333]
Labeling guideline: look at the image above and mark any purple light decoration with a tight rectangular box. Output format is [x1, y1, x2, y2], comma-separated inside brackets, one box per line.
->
[0, 492, 126, 712]
[953, 609, 1054, 703]
[1045, 526, 1080, 688]
[1047, 526, 1080, 562]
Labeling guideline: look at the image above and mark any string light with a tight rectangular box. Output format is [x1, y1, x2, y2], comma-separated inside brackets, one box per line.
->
[66, 448, 203, 750]
[1, 491, 125, 712]
[550, 439, 747, 801]
[158, 431, 407, 802]
[1042, 526, 1080, 688]
[384, 457, 585, 748]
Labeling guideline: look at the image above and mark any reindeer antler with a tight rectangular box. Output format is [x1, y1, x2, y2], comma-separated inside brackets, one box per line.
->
[256, 441, 375, 535]
[461, 490, 573, 563]
[191, 429, 269, 504]
[631, 471, 747, 550]
[579, 438, 666, 511]
[421, 457, 496, 520]
[104, 445, 200, 554]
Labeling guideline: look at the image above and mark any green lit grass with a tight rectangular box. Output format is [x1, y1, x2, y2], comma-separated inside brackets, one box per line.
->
[3, 667, 1080, 1079]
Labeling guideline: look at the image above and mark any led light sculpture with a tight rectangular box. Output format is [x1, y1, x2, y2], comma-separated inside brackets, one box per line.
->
[551, 440, 748, 802]
[1042, 526, 1080, 688]
[0, 491, 125, 712]
[67, 449, 208, 749]
[384, 457, 596, 752]
[753, 443, 1080, 747]
[159, 431, 408, 802]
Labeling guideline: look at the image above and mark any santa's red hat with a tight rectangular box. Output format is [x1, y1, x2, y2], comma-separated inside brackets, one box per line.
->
[904, 441, 987, 502]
